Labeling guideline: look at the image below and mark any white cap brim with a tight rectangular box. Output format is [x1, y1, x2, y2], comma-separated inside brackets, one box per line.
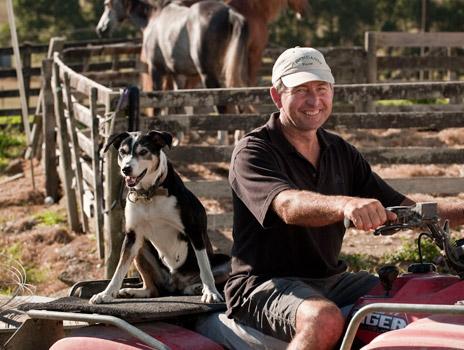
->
[281, 70, 334, 87]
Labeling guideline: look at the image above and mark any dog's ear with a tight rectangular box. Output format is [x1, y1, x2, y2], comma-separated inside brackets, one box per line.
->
[148, 130, 173, 149]
[103, 132, 130, 153]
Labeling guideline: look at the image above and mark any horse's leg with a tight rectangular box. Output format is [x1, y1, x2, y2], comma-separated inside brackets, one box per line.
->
[171, 75, 190, 146]
[183, 76, 202, 142]
[140, 48, 154, 117]
[195, 73, 229, 145]
[150, 66, 164, 117]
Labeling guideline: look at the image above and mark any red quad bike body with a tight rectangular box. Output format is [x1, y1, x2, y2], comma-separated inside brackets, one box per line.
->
[16, 203, 464, 350]
[346, 273, 464, 349]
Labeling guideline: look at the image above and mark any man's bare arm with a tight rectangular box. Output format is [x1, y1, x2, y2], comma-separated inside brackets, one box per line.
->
[272, 189, 397, 231]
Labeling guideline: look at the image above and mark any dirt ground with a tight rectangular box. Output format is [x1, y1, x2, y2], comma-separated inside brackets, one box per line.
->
[1, 129, 464, 298]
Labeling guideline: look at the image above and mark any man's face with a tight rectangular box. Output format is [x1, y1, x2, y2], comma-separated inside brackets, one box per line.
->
[272, 80, 334, 133]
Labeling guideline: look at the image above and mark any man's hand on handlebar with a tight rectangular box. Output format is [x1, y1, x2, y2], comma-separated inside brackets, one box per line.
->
[344, 198, 397, 231]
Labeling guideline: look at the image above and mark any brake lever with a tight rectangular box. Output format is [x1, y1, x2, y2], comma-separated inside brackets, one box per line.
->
[344, 203, 435, 233]
[374, 202, 438, 236]
[374, 222, 420, 236]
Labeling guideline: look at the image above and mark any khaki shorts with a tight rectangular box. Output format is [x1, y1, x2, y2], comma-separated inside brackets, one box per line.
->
[232, 271, 379, 342]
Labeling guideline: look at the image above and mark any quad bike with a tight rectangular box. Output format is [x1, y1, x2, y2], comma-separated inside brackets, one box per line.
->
[4, 202, 464, 350]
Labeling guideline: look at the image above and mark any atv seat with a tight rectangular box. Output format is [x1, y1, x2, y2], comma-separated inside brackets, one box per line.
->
[195, 304, 355, 350]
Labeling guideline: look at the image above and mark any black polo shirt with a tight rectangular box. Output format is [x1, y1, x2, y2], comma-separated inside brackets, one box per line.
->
[225, 112, 405, 316]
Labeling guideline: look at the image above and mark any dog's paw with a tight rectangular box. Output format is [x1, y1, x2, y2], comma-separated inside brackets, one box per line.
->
[118, 288, 152, 298]
[201, 286, 224, 303]
[89, 292, 114, 304]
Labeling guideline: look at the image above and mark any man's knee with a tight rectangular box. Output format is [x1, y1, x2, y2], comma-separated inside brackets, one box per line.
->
[296, 297, 344, 338]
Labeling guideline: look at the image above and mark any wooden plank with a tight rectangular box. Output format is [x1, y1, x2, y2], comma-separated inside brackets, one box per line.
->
[83, 71, 141, 85]
[67, 61, 138, 74]
[41, 58, 59, 201]
[334, 81, 464, 103]
[325, 111, 464, 130]
[138, 82, 464, 109]
[64, 71, 89, 233]
[166, 146, 464, 165]
[53, 61, 80, 232]
[53, 52, 112, 105]
[61, 42, 141, 57]
[360, 147, 464, 165]
[72, 102, 93, 128]
[385, 177, 464, 195]
[378, 56, 464, 71]
[90, 87, 105, 259]
[376, 104, 463, 113]
[165, 145, 234, 163]
[185, 180, 231, 198]
[82, 162, 95, 191]
[103, 91, 126, 277]
[372, 32, 464, 48]
[115, 111, 464, 133]
[77, 131, 93, 159]
[140, 87, 273, 109]
[207, 213, 233, 231]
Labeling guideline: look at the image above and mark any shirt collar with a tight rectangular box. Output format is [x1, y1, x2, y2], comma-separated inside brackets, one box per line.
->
[266, 112, 333, 155]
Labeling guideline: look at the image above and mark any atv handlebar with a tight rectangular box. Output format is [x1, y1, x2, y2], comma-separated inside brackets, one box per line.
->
[345, 202, 464, 277]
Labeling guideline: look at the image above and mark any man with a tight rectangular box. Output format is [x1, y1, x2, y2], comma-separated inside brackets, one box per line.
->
[224, 47, 464, 349]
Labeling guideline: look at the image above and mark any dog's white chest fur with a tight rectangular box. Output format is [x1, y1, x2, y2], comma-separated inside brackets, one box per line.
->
[125, 194, 187, 271]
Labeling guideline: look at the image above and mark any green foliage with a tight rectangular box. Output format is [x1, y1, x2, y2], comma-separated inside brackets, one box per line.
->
[33, 210, 67, 227]
[376, 98, 448, 106]
[382, 236, 442, 267]
[269, 0, 464, 48]
[340, 252, 379, 273]
[0, 129, 25, 158]
[0, 129, 25, 171]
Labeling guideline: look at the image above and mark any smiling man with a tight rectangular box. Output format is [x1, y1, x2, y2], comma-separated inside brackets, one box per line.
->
[224, 47, 411, 349]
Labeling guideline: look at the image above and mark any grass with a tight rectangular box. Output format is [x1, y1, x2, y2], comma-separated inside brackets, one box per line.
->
[0, 244, 49, 295]
[340, 252, 379, 273]
[0, 128, 25, 171]
[376, 98, 449, 106]
[382, 236, 443, 272]
[342, 235, 451, 276]
[33, 210, 67, 227]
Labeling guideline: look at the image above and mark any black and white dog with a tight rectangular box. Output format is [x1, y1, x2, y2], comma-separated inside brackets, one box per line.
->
[90, 130, 229, 304]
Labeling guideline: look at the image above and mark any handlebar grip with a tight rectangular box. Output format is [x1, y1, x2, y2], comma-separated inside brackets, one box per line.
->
[344, 217, 354, 229]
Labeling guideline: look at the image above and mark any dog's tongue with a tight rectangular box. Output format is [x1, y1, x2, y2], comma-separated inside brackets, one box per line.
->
[126, 176, 137, 186]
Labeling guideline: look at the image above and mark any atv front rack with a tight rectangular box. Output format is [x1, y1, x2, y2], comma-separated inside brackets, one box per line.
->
[340, 302, 464, 350]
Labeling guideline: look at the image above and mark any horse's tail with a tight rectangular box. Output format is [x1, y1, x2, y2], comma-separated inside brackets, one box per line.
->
[223, 8, 249, 88]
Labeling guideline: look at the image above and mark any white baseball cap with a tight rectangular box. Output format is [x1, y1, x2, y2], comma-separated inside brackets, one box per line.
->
[272, 47, 335, 87]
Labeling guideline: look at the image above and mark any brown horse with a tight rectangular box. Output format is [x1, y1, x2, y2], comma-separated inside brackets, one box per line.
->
[177, 0, 310, 87]
[228, 0, 310, 86]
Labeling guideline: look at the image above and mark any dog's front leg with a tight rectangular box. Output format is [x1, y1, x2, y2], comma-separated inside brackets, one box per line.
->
[89, 231, 142, 304]
[194, 249, 223, 303]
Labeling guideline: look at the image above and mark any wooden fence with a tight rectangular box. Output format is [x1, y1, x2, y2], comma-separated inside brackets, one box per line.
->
[36, 34, 464, 277]
[0, 37, 141, 118]
[3, 31, 463, 118]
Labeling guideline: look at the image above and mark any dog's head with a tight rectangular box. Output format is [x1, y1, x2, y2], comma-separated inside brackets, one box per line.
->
[104, 130, 172, 188]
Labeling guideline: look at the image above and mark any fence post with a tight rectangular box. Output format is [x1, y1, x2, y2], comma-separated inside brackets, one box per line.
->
[64, 72, 89, 233]
[53, 60, 81, 232]
[90, 87, 105, 259]
[103, 91, 124, 278]
[365, 31, 377, 113]
[29, 37, 64, 160]
[41, 58, 59, 201]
